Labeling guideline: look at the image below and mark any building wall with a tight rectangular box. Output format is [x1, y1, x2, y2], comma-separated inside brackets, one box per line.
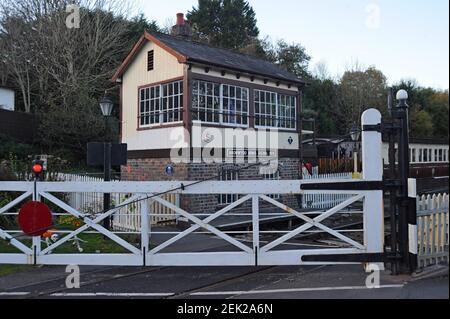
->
[121, 158, 301, 214]
[121, 40, 185, 151]
[191, 125, 299, 151]
[0, 88, 14, 111]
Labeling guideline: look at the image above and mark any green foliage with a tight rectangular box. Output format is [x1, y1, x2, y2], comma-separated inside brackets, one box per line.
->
[187, 0, 259, 50]
[409, 107, 434, 138]
[272, 40, 311, 79]
[393, 80, 449, 139]
[338, 66, 388, 130]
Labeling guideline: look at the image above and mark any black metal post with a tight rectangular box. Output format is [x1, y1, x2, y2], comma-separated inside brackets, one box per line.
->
[388, 124, 399, 275]
[103, 116, 112, 231]
[396, 98, 415, 273]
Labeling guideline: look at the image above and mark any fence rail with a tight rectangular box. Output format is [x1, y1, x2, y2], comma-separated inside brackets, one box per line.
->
[302, 172, 353, 209]
[417, 193, 449, 268]
[56, 173, 178, 231]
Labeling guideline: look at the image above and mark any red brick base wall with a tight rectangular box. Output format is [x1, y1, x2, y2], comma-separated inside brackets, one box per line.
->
[121, 158, 301, 214]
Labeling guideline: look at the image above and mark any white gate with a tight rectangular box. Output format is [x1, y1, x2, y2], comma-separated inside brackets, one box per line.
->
[0, 109, 384, 267]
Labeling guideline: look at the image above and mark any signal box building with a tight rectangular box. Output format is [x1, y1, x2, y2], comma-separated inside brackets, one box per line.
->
[113, 14, 309, 214]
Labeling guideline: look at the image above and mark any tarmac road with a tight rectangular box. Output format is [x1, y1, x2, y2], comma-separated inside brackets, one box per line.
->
[0, 264, 447, 299]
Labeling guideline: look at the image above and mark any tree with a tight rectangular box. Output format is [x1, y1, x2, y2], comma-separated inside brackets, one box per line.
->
[303, 78, 342, 135]
[338, 66, 388, 131]
[0, 0, 160, 159]
[392, 80, 449, 139]
[187, 0, 259, 50]
[272, 40, 311, 79]
[409, 107, 434, 138]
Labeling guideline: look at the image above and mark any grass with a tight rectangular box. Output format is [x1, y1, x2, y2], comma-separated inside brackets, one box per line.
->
[0, 232, 141, 277]
[0, 264, 32, 277]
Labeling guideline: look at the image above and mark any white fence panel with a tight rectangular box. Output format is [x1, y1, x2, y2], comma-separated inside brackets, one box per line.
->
[56, 173, 178, 231]
[302, 172, 353, 209]
[417, 193, 449, 268]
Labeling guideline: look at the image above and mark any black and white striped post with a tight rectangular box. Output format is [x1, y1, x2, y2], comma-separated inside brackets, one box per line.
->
[408, 178, 418, 272]
[395, 89, 418, 273]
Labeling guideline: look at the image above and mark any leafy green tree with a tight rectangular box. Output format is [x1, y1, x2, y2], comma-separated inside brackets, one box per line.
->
[303, 78, 341, 135]
[392, 81, 449, 139]
[409, 107, 434, 138]
[187, 0, 259, 50]
[273, 40, 311, 79]
[338, 66, 388, 131]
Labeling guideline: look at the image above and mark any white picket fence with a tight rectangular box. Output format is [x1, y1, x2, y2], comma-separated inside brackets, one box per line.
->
[56, 173, 179, 231]
[417, 193, 449, 268]
[55, 171, 354, 231]
[302, 172, 353, 209]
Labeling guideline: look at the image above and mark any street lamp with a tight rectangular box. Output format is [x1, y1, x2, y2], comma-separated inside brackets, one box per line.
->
[99, 96, 114, 117]
[100, 95, 114, 231]
[349, 126, 361, 174]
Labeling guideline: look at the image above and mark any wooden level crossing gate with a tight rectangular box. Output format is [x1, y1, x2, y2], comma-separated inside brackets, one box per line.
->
[0, 109, 386, 267]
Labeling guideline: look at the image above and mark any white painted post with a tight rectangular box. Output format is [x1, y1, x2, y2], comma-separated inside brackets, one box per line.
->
[140, 198, 149, 265]
[32, 183, 41, 264]
[252, 195, 259, 266]
[361, 109, 384, 271]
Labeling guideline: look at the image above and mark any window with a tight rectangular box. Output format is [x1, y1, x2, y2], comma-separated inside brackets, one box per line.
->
[192, 80, 249, 126]
[192, 81, 220, 123]
[434, 149, 438, 162]
[278, 95, 296, 129]
[255, 90, 277, 127]
[218, 168, 239, 205]
[139, 85, 160, 126]
[147, 50, 154, 71]
[423, 148, 428, 162]
[411, 148, 416, 163]
[161, 81, 183, 123]
[263, 170, 280, 199]
[418, 149, 423, 163]
[222, 84, 249, 126]
[438, 149, 443, 162]
[255, 90, 296, 129]
[138, 80, 183, 127]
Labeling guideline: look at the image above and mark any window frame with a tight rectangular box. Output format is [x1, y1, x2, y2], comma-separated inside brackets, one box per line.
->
[254, 89, 297, 131]
[192, 80, 250, 128]
[138, 80, 184, 129]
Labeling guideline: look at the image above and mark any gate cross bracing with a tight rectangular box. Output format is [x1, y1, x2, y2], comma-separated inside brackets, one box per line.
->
[0, 109, 385, 267]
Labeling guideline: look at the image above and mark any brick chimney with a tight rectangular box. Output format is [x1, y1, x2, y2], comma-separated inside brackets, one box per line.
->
[171, 13, 192, 39]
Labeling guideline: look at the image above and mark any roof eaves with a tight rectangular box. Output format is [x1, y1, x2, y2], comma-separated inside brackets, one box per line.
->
[187, 57, 307, 87]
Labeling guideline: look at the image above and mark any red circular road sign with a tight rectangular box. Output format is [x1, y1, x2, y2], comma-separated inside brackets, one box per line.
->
[32, 164, 43, 174]
[18, 201, 52, 236]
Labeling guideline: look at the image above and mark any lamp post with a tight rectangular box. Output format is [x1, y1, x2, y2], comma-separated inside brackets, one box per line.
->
[395, 89, 417, 272]
[99, 95, 114, 230]
[349, 126, 361, 174]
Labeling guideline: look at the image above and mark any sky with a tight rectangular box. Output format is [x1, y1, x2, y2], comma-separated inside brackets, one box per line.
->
[135, 0, 449, 90]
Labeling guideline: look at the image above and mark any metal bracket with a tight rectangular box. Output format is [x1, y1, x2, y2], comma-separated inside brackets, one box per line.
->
[362, 124, 382, 132]
[301, 181, 383, 191]
[302, 252, 400, 263]
[364, 122, 402, 134]
[302, 179, 404, 192]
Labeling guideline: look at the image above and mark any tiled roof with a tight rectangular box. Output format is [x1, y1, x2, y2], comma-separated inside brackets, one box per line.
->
[152, 33, 306, 85]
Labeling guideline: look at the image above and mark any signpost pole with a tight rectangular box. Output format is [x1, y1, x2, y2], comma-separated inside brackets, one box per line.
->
[103, 142, 111, 230]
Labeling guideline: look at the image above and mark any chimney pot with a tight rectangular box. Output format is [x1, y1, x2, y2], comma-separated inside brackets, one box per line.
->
[177, 13, 185, 25]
